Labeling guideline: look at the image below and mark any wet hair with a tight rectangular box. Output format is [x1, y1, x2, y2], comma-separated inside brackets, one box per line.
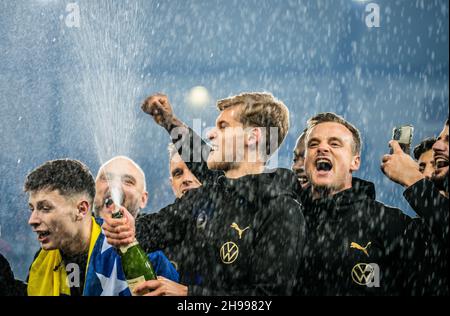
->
[413, 137, 437, 160]
[217, 92, 290, 156]
[306, 112, 362, 155]
[24, 159, 95, 203]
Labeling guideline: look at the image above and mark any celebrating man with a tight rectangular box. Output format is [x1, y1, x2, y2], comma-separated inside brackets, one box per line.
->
[381, 118, 449, 295]
[103, 92, 305, 296]
[25, 159, 177, 296]
[93, 155, 179, 282]
[296, 112, 413, 295]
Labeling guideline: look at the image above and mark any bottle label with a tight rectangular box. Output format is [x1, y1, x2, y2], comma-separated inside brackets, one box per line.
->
[127, 276, 148, 296]
[119, 241, 138, 254]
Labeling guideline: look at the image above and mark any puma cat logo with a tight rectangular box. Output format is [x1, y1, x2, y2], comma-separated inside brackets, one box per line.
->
[230, 223, 250, 239]
[350, 242, 372, 257]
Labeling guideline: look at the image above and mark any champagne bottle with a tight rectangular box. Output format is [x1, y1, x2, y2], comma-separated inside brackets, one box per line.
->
[108, 199, 156, 295]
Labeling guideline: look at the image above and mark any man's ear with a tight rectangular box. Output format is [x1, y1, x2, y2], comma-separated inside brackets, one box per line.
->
[246, 127, 262, 148]
[350, 154, 361, 172]
[76, 200, 90, 220]
[140, 191, 149, 209]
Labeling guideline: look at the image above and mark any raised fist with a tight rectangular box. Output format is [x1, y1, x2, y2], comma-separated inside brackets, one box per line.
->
[141, 93, 175, 130]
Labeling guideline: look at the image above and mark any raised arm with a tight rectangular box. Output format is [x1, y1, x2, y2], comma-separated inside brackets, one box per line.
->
[141, 93, 217, 184]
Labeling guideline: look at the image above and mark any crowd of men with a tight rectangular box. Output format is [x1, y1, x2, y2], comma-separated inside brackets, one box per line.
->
[0, 91, 448, 296]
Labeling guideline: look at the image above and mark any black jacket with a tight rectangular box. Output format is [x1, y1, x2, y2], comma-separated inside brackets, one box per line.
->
[295, 178, 413, 295]
[403, 179, 449, 295]
[404, 179, 449, 247]
[0, 253, 26, 296]
[136, 168, 305, 296]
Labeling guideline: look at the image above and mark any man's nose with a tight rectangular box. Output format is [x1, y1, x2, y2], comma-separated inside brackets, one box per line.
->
[28, 210, 40, 227]
[317, 143, 330, 154]
[108, 179, 123, 191]
[207, 128, 217, 141]
[182, 178, 193, 186]
[432, 139, 446, 154]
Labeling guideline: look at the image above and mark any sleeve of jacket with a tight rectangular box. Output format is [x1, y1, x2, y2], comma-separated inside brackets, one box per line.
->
[188, 195, 306, 296]
[403, 178, 449, 244]
[1, 253, 27, 296]
[401, 218, 432, 295]
[147, 250, 180, 283]
[170, 125, 219, 185]
[135, 200, 190, 254]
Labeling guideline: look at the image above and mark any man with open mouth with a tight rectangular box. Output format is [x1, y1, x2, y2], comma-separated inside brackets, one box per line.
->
[25, 158, 178, 296]
[25, 159, 129, 296]
[102, 92, 305, 296]
[295, 112, 415, 296]
[381, 117, 449, 295]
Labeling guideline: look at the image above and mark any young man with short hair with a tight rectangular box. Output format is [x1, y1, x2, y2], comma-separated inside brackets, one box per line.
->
[103, 92, 305, 296]
[296, 112, 413, 295]
[413, 137, 437, 178]
[25, 158, 177, 296]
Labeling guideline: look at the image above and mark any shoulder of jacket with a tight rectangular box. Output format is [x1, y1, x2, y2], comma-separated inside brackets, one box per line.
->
[362, 200, 409, 223]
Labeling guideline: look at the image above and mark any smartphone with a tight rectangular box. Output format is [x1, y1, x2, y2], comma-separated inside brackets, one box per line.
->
[391, 125, 414, 155]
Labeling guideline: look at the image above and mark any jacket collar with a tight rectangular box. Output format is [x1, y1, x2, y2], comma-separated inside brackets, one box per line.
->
[214, 168, 300, 203]
[300, 177, 376, 219]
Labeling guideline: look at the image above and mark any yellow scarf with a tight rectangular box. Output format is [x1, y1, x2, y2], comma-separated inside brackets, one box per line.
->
[27, 217, 101, 296]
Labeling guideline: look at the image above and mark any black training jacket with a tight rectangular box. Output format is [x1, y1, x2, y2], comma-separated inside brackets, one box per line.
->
[0, 253, 26, 296]
[136, 168, 306, 296]
[403, 179, 449, 295]
[295, 178, 414, 296]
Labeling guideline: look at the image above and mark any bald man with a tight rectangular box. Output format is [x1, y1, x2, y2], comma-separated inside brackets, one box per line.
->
[93, 156, 179, 284]
[94, 156, 148, 218]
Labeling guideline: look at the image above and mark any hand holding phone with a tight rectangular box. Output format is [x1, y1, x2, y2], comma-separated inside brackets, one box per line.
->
[391, 125, 414, 155]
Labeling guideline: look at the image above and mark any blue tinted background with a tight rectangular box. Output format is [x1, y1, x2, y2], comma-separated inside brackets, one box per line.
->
[0, 0, 448, 280]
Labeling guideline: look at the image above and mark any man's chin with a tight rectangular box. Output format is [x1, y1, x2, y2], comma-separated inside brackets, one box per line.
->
[310, 176, 334, 189]
[207, 159, 232, 172]
[40, 243, 57, 251]
[432, 168, 449, 191]
[310, 178, 344, 195]
[312, 183, 334, 190]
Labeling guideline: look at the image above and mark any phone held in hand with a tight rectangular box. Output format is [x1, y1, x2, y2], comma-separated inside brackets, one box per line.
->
[391, 125, 414, 155]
